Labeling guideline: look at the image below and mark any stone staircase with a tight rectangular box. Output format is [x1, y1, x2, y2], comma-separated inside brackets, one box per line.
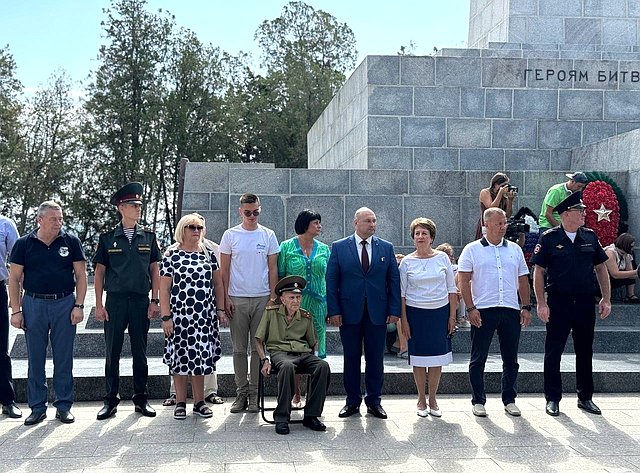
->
[9, 301, 640, 401]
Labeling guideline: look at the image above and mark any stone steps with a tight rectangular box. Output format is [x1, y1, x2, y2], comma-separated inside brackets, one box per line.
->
[9, 353, 639, 402]
[11, 324, 640, 358]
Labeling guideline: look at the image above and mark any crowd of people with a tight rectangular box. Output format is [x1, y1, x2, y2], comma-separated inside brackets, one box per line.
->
[0, 173, 636, 433]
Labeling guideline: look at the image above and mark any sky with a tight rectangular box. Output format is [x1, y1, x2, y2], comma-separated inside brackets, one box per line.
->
[1, 0, 470, 93]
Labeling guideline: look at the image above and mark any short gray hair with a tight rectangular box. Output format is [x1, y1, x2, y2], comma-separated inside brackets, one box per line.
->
[483, 207, 506, 224]
[37, 201, 62, 218]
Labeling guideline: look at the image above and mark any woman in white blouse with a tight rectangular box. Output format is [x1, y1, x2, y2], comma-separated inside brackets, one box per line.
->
[400, 218, 457, 417]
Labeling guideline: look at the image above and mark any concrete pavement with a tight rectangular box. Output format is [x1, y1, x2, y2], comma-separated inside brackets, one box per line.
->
[0, 393, 639, 472]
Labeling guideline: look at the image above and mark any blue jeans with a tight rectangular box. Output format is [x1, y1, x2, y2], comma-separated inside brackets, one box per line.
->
[23, 294, 76, 411]
[468, 307, 521, 406]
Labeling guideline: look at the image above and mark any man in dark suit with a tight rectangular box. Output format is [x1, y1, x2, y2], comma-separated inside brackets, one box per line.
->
[326, 207, 400, 419]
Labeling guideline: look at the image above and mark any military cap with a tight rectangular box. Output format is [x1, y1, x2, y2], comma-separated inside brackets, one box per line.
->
[275, 275, 306, 296]
[565, 171, 588, 184]
[110, 182, 144, 205]
[556, 191, 587, 214]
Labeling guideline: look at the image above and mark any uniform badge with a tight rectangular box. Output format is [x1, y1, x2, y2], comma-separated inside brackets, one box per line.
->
[59, 247, 69, 257]
[533, 244, 541, 254]
[113, 241, 117, 247]
[555, 244, 563, 249]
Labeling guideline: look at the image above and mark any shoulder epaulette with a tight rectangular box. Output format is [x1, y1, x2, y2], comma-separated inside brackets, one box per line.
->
[143, 227, 155, 233]
[300, 309, 312, 319]
[542, 227, 557, 236]
[581, 227, 596, 233]
[265, 303, 281, 310]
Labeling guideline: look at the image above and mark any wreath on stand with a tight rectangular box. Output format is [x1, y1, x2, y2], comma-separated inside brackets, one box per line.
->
[582, 172, 628, 246]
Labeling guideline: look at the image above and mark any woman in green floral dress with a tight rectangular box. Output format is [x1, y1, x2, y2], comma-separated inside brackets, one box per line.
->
[278, 210, 331, 360]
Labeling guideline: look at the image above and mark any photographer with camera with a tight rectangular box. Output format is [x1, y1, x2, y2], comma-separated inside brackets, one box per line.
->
[474, 172, 517, 240]
[537, 172, 588, 235]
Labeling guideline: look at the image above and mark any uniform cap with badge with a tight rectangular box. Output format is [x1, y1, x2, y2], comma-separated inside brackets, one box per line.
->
[556, 191, 587, 214]
[275, 275, 306, 296]
[110, 182, 144, 206]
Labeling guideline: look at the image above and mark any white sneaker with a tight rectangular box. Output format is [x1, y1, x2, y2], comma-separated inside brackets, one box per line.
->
[504, 403, 521, 417]
[417, 405, 428, 417]
[457, 319, 471, 328]
[428, 405, 442, 417]
[472, 404, 487, 417]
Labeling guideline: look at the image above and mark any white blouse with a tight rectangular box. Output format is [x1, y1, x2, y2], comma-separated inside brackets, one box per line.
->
[399, 252, 457, 309]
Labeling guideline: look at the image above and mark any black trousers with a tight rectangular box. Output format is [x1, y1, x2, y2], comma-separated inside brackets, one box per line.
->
[468, 307, 521, 406]
[103, 293, 150, 405]
[0, 281, 16, 405]
[544, 293, 596, 403]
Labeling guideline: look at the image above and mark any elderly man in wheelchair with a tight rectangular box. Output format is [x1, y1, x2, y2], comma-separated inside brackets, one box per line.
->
[255, 275, 331, 435]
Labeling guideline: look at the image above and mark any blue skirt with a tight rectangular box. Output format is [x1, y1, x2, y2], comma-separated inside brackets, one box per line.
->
[406, 304, 453, 368]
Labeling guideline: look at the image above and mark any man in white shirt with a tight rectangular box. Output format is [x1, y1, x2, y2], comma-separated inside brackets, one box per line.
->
[458, 207, 531, 417]
[219, 193, 279, 413]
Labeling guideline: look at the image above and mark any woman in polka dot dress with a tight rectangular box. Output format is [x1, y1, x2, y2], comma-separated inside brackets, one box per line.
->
[159, 213, 226, 420]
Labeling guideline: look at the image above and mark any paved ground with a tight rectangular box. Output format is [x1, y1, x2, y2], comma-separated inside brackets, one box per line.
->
[1, 393, 639, 472]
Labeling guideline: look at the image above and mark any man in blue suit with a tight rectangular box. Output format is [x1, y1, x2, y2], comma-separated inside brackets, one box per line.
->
[326, 207, 401, 419]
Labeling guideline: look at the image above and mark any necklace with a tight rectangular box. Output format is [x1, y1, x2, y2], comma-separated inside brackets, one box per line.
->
[415, 251, 434, 271]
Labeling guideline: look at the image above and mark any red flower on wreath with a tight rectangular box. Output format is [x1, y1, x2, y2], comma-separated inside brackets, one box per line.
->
[582, 180, 620, 246]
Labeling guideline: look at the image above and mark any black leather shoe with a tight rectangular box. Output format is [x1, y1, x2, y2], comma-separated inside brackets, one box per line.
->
[275, 421, 290, 435]
[338, 404, 360, 418]
[97, 404, 118, 420]
[367, 405, 388, 419]
[134, 402, 156, 417]
[56, 409, 75, 424]
[578, 399, 602, 415]
[24, 410, 46, 426]
[302, 416, 326, 431]
[2, 403, 22, 418]
[546, 401, 560, 417]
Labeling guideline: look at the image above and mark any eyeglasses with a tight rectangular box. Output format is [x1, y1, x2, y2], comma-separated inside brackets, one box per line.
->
[186, 225, 204, 231]
[243, 209, 261, 217]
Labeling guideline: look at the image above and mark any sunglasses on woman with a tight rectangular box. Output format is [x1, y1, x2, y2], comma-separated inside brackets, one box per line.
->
[186, 225, 204, 231]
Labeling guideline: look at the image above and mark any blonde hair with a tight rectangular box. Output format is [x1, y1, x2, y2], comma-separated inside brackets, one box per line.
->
[174, 213, 205, 245]
[435, 243, 454, 259]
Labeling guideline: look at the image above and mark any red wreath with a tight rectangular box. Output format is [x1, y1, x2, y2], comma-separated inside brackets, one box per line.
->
[582, 180, 620, 246]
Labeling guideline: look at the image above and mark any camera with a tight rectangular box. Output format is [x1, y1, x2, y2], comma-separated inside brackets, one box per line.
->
[505, 216, 530, 242]
[506, 184, 518, 193]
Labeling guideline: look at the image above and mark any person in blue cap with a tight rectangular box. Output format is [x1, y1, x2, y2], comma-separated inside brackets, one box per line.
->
[93, 182, 161, 420]
[532, 191, 611, 417]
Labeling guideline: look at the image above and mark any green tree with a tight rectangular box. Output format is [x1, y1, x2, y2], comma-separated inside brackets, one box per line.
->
[254, 1, 357, 167]
[83, 0, 173, 233]
[0, 46, 23, 216]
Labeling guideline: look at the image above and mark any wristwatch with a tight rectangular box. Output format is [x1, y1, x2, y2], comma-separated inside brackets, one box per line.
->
[465, 305, 477, 313]
[521, 305, 532, 311]
[261, 357, 270, 364]
[150, 298, 160, 304]
[74, 304, 84, 309]
[161, 315, 172, 322]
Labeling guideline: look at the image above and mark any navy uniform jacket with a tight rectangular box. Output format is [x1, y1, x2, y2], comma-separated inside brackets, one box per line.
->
[531, 225, 607, 297]
[93, 223, 161, 295]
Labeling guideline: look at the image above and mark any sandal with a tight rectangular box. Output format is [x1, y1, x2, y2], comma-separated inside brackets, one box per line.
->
[193, 401, 213, 418]
[163, 394, 176, 406]
[625, 295, 640, 304]
[174, 402, 187, 420]
[205, 393, 224, 404]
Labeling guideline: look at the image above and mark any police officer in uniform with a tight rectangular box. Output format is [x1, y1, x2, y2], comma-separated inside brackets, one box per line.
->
[255, 276, 330, 435]
[94, 182, 161, 419]
[532, 191, 611, 417]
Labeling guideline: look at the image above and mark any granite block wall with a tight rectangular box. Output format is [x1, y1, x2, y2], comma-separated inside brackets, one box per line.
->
[309, 52, 640, 171]
[182, 162, 614, 254]
[469, 0, 640, 49]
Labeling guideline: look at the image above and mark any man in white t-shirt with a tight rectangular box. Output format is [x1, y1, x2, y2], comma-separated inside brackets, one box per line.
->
[458, 207, 531, 418]
[219, 193, 280, 413]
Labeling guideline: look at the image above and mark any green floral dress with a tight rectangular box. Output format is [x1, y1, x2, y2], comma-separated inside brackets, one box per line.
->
[277, 237, 330, 358]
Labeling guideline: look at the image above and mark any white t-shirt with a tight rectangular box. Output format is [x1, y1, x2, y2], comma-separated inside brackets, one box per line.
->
[399, 252, 457, 309]
[219, 224, 280, 297]
[458, 237, 529, 311]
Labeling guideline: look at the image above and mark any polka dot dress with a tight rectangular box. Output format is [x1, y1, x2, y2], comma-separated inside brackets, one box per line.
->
[160, 249, 222, 375]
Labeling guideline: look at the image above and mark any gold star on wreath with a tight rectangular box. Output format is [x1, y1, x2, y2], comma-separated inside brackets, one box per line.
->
[593, 204, 613, 222]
